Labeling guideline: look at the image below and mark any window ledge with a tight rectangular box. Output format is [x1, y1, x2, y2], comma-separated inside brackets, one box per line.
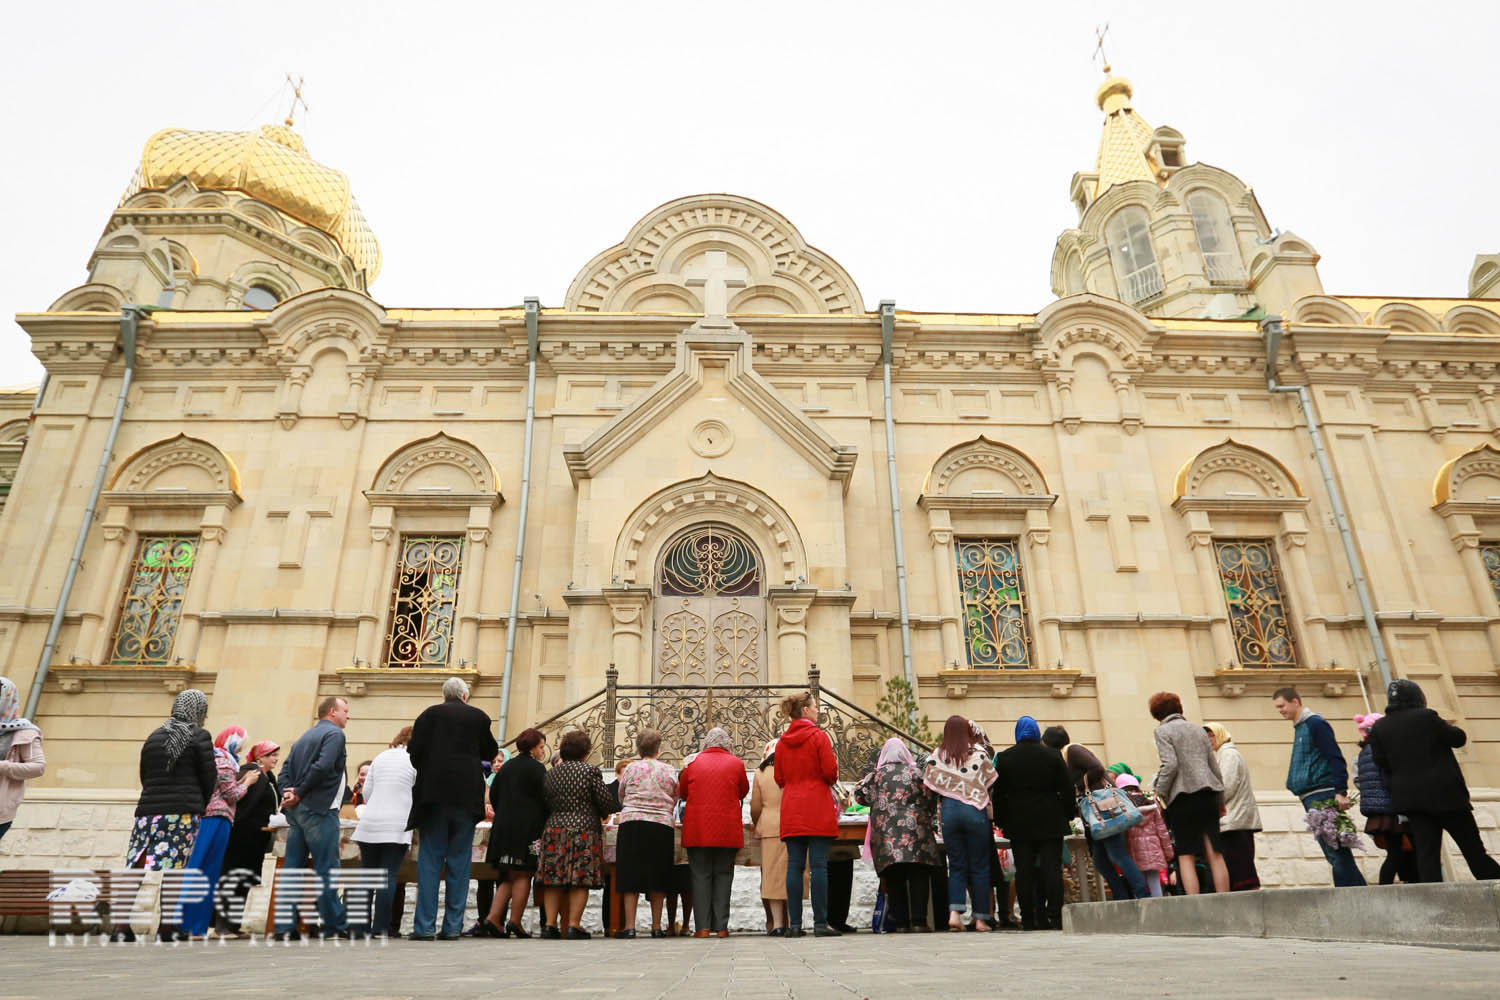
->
[46, 663, 212, 695]
[1203, 667, 1359, 699]
[329, 667, 482, 697]
[918, 668, 1088, 699]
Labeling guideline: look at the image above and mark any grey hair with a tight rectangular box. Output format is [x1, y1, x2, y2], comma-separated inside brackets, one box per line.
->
[442, 676, 470, 702]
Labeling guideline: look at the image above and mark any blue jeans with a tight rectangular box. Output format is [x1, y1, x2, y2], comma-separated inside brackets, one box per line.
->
[1091, 832, 1150, 899]
[939, 798, 993, 921]
[356, 841, 408, 935]
[277, 805, 347, 934]
[413, 805, 477, 938]
[784, 835, 831, 929]
[179, 815, 231, 935]
[1300, 794, 1367, 887]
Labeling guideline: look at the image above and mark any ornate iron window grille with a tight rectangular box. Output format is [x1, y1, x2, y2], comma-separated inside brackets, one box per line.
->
[1213, 538, 1299, 668]
[383, 534, 464, 669]
[109, 534, 199, 665]
[659, 524, 762, 597]
[954, 536, 1033, 669]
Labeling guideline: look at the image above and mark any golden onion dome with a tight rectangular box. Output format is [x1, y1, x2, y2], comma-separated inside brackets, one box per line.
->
[121, 123, 380, 281]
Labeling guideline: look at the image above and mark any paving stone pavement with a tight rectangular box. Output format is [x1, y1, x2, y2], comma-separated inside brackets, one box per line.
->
[2, 931, 1494, 999]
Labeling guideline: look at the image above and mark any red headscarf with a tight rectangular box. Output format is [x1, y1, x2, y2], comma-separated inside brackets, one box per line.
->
[247, 740, 279, 763]
[214, 726, 246, 762]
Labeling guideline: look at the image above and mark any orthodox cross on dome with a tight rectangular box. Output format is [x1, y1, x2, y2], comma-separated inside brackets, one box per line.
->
[684, 250, 749, 327]
[1093, 22, 1111, 74]
[1084, 470, 1151, 573]
[284, 73, 309, 127]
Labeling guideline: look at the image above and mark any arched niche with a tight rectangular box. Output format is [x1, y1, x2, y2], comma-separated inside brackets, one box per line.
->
[1372, 302, 1440, 333]
[612, 473, 808, 589]
[1288, 295, 1362, 326]
[922, 437, 1050, 500]
[107, 433, 242, 497]
[1172, 439, 1302, 504]
[368, 432, 501, 497]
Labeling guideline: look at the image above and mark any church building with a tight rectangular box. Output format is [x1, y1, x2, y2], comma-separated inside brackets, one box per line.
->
[2, 70, 1498, 885]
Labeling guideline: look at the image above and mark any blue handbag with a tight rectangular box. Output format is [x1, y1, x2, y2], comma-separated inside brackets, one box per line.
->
[1077, 785, 1144, 840]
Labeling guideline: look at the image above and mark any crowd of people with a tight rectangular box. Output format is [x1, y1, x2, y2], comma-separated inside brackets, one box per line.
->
[2, 670, 1498, 943]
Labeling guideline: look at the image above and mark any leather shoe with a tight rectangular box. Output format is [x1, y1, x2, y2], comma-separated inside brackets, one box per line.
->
[766, 927, 785, 937]
[540, 926, 562, 939]
[613, 928, 636, 939]
[407, 933, 436, 941]
[565, 926, 591, 940]
[716, 930, 729, 938]
[437, 932, 461, 941]
[785, 927, 805, 938]
[693, 929, 710, 939]
[813, 925, 842, 937]
[650, 929, 668, 938]
[478, 920, 506, 939]
[505, 921, 531, 939]
[831, 922, 858, 934]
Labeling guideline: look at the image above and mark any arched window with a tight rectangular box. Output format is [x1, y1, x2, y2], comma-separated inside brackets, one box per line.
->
[1105, 207, 1162, 304]
[1064, 253, 1085, 294]
[241, 284, 280, 310]
[660, 524, 762, 597]
[1187, 191, 1244, 282]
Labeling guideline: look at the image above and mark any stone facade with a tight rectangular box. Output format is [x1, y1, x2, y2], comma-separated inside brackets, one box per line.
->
[3, 74, 1500, 885]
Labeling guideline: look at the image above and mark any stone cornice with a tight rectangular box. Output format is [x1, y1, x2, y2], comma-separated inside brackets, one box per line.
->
[918, 668, 1092, 699]
[46, 663, 213, 695]
[1201, 666, 1359, 699]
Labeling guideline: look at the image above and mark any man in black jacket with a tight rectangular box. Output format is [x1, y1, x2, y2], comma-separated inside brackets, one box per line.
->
[276, 696, 350, 939]
[993, 716, 1074, 930]
[406, 676, 499, 940]
[1367, 679, 1500, 883]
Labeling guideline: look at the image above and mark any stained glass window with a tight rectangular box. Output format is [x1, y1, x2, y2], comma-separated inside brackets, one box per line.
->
[659, 525, 761, 597]
[954, 537, 1033, 669]
[383, 535, 464, 669]
[1481, 543, 1500, 607]
[1214, 538, 1299, 668]
[109, 534, 199, 665]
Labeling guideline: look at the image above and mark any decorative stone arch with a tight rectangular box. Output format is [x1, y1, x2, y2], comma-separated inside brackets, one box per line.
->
[48, 282, 127, 313]
[1171, 439, 1325, 671]
[259, 288, 394, 429]
[231, 198, 286, 233]
[228, 260, 301, 309]
[1431, 444, 1500, 663]
[0, 419, 26, 445]
[1288, 294, 1362, 326]
[357, 433, 502, 674]
[1372, 301, 1440, 332]
[1036, 294, 1158, 435]
[612, 473, 808, 589]
[120, 190, 170, 210]
[917, 437, 1062, 674]
[289, 227, 342, 259]
[368, 432, 501, 496]
[1164, 164, 1269, 228]
[73, 434, 244, 670]
[1443, 304, 1500, 337]
[185, 191, 230, 210]
[565, 194, 864, 315]
[1172, 439, 1302, 503]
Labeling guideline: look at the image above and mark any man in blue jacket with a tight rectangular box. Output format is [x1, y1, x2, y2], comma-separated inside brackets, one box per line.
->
[1272, 687, 1366, 887]
[276, 696, 352, 939]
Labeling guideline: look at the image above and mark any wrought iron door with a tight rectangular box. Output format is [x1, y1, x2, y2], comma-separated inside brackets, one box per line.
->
[653, 524, 765, 684]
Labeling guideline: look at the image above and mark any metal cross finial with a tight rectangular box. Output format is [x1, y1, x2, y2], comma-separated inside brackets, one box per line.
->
[284, 74, 309, 127]
[1093, 23, 1111, 74]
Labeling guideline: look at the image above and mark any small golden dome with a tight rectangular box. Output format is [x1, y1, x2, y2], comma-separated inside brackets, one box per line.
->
[121, 124, 380, 281]
[1095, 74, 1134, 115]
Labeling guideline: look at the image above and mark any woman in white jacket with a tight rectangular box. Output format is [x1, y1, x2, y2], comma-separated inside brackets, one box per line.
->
[1, 677, 45, 844]
[1206, 723, 1262, 891]
[352, 726, 418, 936]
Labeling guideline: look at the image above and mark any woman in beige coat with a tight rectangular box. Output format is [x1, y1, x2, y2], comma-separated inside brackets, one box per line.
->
[750, 737, 804, 935]
[1206, 722, 1262, 890]
[0, 677, 45, 844]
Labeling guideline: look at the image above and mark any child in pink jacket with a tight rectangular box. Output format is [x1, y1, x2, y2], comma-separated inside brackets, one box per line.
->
[1117, 774, 1172, 898]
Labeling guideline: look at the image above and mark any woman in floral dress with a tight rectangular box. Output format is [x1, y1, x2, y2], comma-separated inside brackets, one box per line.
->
[538, 729, 618, 939]
[854, 737, 942, 931]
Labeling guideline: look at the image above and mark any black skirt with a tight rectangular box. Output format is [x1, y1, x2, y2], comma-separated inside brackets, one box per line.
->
[1165, 788, 1224, 855]
[615, 820, 676, 894]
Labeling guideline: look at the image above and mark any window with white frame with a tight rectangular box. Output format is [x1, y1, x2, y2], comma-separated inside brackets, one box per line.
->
[1105, 206, 1163, 304]
[1187, 191, 1244, 282]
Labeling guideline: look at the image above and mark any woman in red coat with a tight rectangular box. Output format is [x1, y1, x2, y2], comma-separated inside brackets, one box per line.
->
[774, 690, 840, 937]
[679, 727, 749, 937]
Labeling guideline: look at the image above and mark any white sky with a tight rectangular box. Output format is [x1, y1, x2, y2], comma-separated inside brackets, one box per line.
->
[2, 1, 1496, 385]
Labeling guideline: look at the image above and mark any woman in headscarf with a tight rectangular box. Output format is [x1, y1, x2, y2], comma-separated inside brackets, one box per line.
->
[179, 725, 259, 937]
[992, 716, 1073, 930]
[855, 737, 940, 932]
[116, 689, 216, 941]
[679, 727, 749, 938]
[483, 728, 549, 937]
[1368, 679, 1500, 882]
[1351, 713, 1416, 885]
[219, 739, 281, 934]
[0, 677, 45, 844]
[1204, 722, 1262, 891]
[924, 715, 998, 931]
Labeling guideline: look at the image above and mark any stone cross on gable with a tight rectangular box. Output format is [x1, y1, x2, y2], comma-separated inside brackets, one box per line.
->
[266, 468, 335, 569]
[1084, 470, 1151, 573]
[683, 250, 748, 327]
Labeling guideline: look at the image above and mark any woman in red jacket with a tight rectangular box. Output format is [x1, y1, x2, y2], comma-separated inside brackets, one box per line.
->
[774, 690, 840, 937]
[679, 727, 749, 937]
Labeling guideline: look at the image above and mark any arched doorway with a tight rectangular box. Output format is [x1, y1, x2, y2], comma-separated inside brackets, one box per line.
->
[652, 523, 766, 684]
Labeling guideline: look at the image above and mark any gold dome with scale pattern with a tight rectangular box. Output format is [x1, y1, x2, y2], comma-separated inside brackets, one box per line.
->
[121, 123, 380, 281]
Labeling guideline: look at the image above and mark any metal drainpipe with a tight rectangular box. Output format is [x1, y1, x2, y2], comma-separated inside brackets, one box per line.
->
[880, 301, 916, 695]
[1263, 316, 1393, 691]
[497, 298, 540, 742]
[26, 306, 141, 718]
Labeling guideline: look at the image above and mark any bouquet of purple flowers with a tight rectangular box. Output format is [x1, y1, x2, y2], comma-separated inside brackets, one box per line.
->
[1304, 798, 1364, 850]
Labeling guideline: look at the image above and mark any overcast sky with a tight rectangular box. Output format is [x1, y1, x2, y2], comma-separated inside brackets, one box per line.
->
[2, 1, 1495, 385]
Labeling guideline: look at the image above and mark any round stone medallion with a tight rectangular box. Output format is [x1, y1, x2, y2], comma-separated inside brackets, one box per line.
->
[689, 419, 733, 458]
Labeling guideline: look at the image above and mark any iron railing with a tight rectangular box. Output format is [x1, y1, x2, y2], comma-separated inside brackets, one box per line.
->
[505, 665, 930, 780]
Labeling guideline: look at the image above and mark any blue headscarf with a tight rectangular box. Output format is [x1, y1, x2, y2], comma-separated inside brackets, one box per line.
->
[1014, 716, 1041, 743]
